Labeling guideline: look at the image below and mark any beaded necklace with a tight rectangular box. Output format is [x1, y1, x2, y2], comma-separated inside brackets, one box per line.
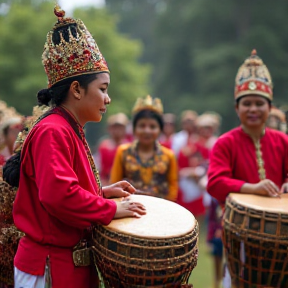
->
[55, 106, 102, 195]
[242, 126, 266, 180]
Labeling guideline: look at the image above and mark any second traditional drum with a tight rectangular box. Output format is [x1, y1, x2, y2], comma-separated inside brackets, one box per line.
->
[223, 193, 288, 288]
[92, 195, 199, 288]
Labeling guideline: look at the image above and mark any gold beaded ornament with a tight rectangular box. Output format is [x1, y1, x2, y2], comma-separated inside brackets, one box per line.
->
[132, 95, 164, 115]
[42, 4, 109, 88]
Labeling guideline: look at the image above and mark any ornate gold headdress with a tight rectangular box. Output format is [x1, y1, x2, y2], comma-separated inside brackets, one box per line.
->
[42, 4, 109, 88]
[235, 49, 273, 101]
[132, 95, 163, 115]
[14, 105, 51, 153]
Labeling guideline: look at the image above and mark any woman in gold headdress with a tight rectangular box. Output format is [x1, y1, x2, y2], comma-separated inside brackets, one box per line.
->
[9, 4, 146, 288]
[110, 95, 178, 201]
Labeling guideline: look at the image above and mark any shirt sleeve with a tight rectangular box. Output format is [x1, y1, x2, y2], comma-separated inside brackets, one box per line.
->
[166, 150, 178, 202]
[109, 146, 124, 184]
[32, 125, 117, 229]
[207, 136, 245, 204]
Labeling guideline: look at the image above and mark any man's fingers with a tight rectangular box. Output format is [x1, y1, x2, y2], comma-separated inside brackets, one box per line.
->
[128, 203, 146, 215]
[265, 184, 280, 198]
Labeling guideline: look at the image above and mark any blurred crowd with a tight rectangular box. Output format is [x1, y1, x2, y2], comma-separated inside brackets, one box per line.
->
[93, 105, 287, 212]
[93, 109, 220, 214]
[0, 98, 287, 288]
[91, 103, 288, 288]
[0, 99, 286, 214]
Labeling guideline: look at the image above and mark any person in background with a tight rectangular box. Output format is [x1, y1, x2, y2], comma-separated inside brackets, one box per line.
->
[171, 110, 198, 157]
[177, 125, 210, 218]
[110, 95, 178, 202]
[0, 118, 23, 162]
[266, 106, 287, 133]
[158, 113, 176, 149]
[195, 112, 222, 208]
[0, 102, 23, 165]
[95, 113, 130, 186]
[207, 50, 288, 288]
[207, 197, 223, 288]
[196, 112, 221, 151]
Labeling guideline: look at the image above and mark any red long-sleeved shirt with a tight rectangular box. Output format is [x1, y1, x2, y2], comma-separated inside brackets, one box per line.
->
[207, 127, 288, 204]
[13, 111, 116, 286]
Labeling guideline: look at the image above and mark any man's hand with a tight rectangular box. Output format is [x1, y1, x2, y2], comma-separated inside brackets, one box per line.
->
[103, 180, 136, 199]
[114, 198, 146, 219]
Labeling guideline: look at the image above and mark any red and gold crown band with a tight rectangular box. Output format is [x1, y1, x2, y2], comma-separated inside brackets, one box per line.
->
[42, 4, 109, 88]
[234, 49, 273, 101]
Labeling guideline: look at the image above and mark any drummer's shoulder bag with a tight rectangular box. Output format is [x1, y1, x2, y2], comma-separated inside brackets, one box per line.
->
[72, 239, 92, 267]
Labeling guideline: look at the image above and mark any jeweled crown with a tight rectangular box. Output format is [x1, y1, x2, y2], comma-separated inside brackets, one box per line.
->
[42, 4, 109, 88]
[132, 95, 163, 115]
[235, 49, 273, 101]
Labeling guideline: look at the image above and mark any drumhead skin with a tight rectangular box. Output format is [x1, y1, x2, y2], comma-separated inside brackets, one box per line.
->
[228, 193, 288, 214]
[106, 195, 196, 238]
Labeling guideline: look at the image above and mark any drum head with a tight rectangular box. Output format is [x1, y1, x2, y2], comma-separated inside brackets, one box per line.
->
[228, 193, 288, 214]
[106, 195, 196, 239]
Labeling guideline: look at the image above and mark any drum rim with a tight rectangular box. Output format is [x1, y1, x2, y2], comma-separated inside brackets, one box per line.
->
[106, 195, 197, 238]
[227, 193, 288, 214]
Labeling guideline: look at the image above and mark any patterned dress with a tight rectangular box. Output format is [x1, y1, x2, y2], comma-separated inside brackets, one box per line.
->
[110, 141, 178, 201]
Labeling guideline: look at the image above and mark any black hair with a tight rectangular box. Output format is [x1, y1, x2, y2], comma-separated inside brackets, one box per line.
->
[3, 125, 10, 137]
[132, 109, 164, 131]
[37, 73, 98, 106]
[3, 152, 21, 187]
[52, 23, 78, 45]
[236, 95, 272, 106]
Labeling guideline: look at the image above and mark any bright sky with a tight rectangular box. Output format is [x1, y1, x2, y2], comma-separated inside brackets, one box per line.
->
[58, 0, 105, 12]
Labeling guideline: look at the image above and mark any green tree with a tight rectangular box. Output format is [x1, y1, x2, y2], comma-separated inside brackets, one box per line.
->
[0, 1, 150, 143]
[106, 0, 288, 132]
[73, 7, 151, 116]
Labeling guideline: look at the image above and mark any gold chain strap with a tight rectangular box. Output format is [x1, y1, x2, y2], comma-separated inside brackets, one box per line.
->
[254, 139, 266, 180]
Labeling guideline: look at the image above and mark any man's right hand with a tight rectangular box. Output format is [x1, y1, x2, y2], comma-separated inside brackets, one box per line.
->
[113, 198, 146, 219]
[241, 179, 281, 198]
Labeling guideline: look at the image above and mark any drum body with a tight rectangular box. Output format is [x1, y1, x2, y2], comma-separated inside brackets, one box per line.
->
[223, 193, 288, 288]
[92, 195, 198, 288]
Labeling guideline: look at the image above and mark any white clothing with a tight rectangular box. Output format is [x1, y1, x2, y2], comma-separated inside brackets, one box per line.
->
[171, 130, 189, 157]
[14, 267, 45, 288]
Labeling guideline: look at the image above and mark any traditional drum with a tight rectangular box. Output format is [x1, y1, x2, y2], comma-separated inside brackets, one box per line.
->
[92, 195, 198, 288]
[223, 193, 288, 288]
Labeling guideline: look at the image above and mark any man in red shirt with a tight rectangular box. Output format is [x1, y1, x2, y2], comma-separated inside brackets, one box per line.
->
[207, 50, 288, 288]
[208, 50, 288, 205]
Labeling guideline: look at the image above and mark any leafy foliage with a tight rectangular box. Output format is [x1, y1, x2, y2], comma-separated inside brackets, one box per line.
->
[106, 0, 288, 131]
[0, 0, 150, 117]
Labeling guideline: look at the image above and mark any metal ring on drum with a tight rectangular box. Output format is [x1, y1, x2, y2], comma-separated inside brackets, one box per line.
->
[92, 195, 199, 288]
[223, 193, 288, 288]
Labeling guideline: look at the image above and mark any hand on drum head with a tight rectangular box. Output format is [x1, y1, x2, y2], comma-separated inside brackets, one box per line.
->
[251, 179, 281, 198]
[114, 198, 146, 219]
[280, 182, 288, 194]
[102, 180, 136, 199]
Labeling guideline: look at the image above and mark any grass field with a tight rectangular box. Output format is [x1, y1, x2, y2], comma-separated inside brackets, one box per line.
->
[188, 218, 214, 288]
